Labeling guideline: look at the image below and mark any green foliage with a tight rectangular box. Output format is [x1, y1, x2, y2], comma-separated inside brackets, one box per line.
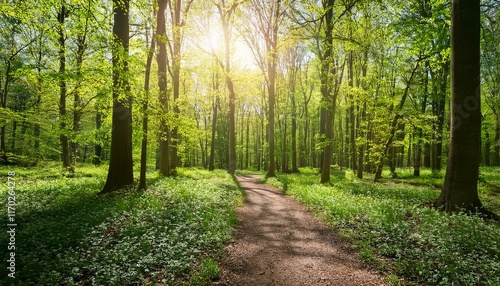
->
[263, 176, 284, 189]
[277, 167, 500, 285]
[189, 257, 221, 285]
[0, 165, 241, 285]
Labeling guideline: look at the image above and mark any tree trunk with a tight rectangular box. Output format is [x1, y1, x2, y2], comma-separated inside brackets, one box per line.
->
[414, 127, 422, 176]
[71, 36, 86, 165]
[246, 115, 250, 169]
[423, 142, 431, 168]
[321, 100, 334, 183]
[93, 111, 102, 166]
[432, 61, 449, 171]
[34, 123, 40, 151]
[226, 72, 237, 174]
[202, 116, 208, 168]
[415, 63, 430, 176]
[209, 85, 218, 171]
[169, 0, 184, 171]
[348, 52, 357, 171]
[357, 102, 367, 178]
[343, 110, 349, 168]
[495, 117, 500, 166]
[240, 110, 245, 170]
[484, 132, 491, 166]
[215, 2, 239, 174]
[58, 5, 71, 170]
[407, 134, 412, 168]
[139, 24, 155, 190]
[101, 0, 134, 193]
[265, 0, 281, 178]
[319, 0, 336, 183]
[319, 101, 326, 172]
[10, 121, 16, 151]
[83, 145, 87, 162]
[157, 0, 170, 176]
[291, 94, 298, 172]
[256, 121, 261, 170]
[435, 0, 487, 213]
[268, 71, 276, 177]
[217, 113, 226, 169]
[281, 113, 288, 173]
[301, 91, 310, 167]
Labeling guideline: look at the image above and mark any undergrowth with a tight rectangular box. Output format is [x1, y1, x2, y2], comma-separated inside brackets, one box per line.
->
[276, 167, 500, 286]
[0, 163, 242, 285]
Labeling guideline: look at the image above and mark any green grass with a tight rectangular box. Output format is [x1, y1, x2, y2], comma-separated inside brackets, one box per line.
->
[274, 167, 500, 286]
[0, 163, 242, 285]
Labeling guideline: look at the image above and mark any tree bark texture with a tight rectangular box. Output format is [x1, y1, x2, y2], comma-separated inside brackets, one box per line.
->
[139, 24, 156, 190]
[58, 4, 71, 169]
[436, 0, 485, 212]
[157, 0, 170, 176]
[101, 0, 134, 193]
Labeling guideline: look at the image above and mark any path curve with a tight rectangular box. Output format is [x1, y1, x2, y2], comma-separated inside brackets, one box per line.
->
[214, 174, 387, 286]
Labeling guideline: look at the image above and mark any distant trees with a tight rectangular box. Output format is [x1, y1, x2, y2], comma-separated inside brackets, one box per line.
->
[0, 1, 38, 161]
[167, 0, 194, 172]
[481, 0, 500, 167]
[214, 0, 240, 174]
[0, 0, 498, 195]
[242, 0, 283, 177]
[139, 14, 156, 190]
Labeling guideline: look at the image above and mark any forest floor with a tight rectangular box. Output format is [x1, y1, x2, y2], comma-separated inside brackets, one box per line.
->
[215, 174, 387, 286]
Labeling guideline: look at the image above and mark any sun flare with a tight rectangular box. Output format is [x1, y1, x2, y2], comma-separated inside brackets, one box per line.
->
[199, 15, 257, 70]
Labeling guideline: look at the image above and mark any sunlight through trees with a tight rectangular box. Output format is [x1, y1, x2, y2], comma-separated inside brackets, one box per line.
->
[0, 0, 498, 203]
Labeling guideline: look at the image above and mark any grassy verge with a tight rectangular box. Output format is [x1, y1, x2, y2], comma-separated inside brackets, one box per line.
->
[275, 167, 500, 285]
[0, 163, 242, 285]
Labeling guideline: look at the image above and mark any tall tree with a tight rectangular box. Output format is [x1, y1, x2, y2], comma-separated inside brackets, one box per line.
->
[165, 0, 194, 171]
[28, 31, 49, 157]
[286, 44, 302, 173]
[244, 0, 282, 177]
[208, 62, 220, 171]
[266, 0, 281, 177]
[139, 22, 156, 190]
[431, 60, 449, 171]
[70, 0, 93, 165]
[57, 3, 71, 170]
[101, 0, 133, 193]
[317, 0, 352, 183]
[435, 0, 486, 213]
[158, 0, 170, 176]
[215, 0, 242, 174]
[318, 0, 334, 183]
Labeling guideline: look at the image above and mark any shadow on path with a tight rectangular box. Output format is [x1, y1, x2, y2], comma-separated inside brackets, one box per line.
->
[215, 174, 387, 286]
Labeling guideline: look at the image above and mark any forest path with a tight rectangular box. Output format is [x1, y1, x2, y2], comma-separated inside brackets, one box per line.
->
[214, 174, 387, 286]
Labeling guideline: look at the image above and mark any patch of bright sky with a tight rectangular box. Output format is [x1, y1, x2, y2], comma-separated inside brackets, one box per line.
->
[193, 11, 258, 72]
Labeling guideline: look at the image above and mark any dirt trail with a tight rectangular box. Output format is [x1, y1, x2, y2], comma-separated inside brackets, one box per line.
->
[214, 174, 387, 286]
